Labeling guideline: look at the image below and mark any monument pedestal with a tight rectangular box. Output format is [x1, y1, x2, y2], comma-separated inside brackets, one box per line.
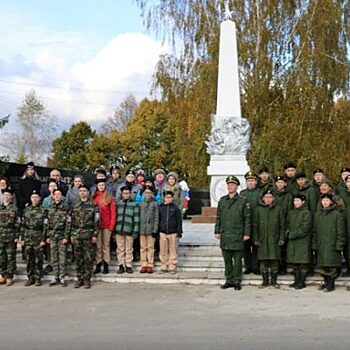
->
[208, 155, 250, 207]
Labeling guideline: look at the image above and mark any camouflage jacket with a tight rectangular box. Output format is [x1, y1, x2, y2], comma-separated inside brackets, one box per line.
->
[21, 205, 47, 245]
[0, 202, 20, 242]
[70, 200, 99, 240]
[44, 200, 70, 241]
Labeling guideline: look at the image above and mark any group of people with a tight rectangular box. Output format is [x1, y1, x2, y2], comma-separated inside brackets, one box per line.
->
[0, 163, 187, 288]
[216, 162, 350, 292]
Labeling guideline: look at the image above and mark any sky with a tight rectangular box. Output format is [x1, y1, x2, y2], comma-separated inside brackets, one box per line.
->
[0, 0, 167, 131]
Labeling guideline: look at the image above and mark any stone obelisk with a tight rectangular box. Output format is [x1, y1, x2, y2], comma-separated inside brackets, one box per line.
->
[206, 5, 250, 207]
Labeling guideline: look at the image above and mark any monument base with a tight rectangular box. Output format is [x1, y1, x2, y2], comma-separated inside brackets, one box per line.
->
[207, 155, 250, 207]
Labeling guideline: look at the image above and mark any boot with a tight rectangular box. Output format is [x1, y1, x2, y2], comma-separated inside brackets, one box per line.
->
[25, 277, 35, 287]
[126, 266, 133, 274]
[84, 280, 91, 289]
[318, 276, 328, 290]
[103, 261, 109, 274]
[117, 265, 125, 274]
[324, 277, 335, 292]
[295, 271, 307, 290]
[271, 272, 280, 289]
[35, 278, 42, 287]
[74, 279, 84, 288]
[259, 273, 269, 288]
[289, 271, 298, 288]
[93, 262, 102, 275]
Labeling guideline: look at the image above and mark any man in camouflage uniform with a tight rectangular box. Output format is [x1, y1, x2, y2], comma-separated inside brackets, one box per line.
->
[44, 189, 70, 287]
[70, 184, 99, 289]
[20, 190, 47, 286]
[0, 188, 20, 286]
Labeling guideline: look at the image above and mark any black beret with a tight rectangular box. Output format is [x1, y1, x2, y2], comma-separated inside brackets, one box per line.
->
[275, 175, 287, 183]
[262, 189, 275, 197]
[283, 162, 297, 170]
[78, 184, 89, 191]
[295, 172, 307, 180]
[120, 185, 132, 192]
[313, 168, 324, 175]
[259, 167, 270, 174]
[142, 185, 154, 193]
[320, 193, 333, 201]
[30, 189, 40, 196]
[293, 193, 306, 201]
[340, 167, 350, 174]
[95, 178, 107, 185]
[126, 169, 136, 176]
[1, 188, 13, 195]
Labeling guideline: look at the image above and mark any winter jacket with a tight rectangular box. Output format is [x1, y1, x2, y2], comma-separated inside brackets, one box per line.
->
[139, 199, 159, 235]
[93, 191, 117, 232]
[253, 202, 285, 260]
[286, 204, 312, 264]
[115, 199, 140, 236]
[65, 186, 81, 208]
[293, 181, 318, 213]
[159, 202, 183, 237]
[215, 193, 251, 251]
[313, 204, 345, 267]
[163, 172, 184, 210]
[274, 189, 293, 218]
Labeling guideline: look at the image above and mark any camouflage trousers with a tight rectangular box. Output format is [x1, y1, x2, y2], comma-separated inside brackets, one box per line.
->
[260, 260, 279, 274]
[0, 240, 17, 279]
[50, 241, 67, 279]
[26, 244, 44, 280]
[73, 239, 95, 282]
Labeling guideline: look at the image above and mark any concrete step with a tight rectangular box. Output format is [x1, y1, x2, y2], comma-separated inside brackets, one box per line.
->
[191, 216, 217, 224]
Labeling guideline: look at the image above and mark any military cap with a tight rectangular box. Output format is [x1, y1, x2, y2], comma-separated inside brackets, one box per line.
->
[313, 168, 324, 175]
[262, 189, 275, 197]
[154, 168, 166, 177]
[320, 178, 334, 188]
[340, 167, 350, 174]
[320, 193, 333, 201]
[295, 172, 307, 180]
[1, 188, 13, 195]
[259, 167, 270, 174]
[164, 190, 174, 197]
[95, 178, 107, 185]
[293, 193, 306, 201]
[78, 184, 89, 191]
[226, 175, 240, 185]
[26, 161, 35, 168]
[244, 171, 257, 180]
[30, 189, 40, 197]
[275, 175, 287, 183]
[345, 175, 350, 182]
[283, 162, 297, 170]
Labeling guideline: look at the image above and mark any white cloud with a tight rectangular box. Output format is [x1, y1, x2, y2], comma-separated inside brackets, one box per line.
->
[0, 32, 167, 127]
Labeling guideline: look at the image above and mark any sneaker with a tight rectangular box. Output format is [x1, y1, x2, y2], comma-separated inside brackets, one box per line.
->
[125, 267, 133, 274]
[49, 279, 59, 287]
[140, 267, 148, 274]
[60, 278, 67, 287]
[117, 265, 125, 274]
[147, 267, 153, 274]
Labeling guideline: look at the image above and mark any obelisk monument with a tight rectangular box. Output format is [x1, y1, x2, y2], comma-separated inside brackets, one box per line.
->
[206, 3, 250, 207]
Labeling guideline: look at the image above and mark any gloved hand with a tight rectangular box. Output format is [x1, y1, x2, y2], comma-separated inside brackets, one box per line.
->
[278, 239, 285, 246]
[254, 241, 261, 247]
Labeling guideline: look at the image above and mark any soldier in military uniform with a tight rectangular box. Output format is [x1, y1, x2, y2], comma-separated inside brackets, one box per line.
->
[257, 167, 274, 192]
[70, 184, 99, 289]
[20, 190, 46, 286]
[253, 190, 286, 289]
[310, 168, 324, 203]
[215, 175, 251, 290]
[44, 189, 70, 287]
[283, 162, 298, 194]
[0, 188, 20, 286]
[240, 171, 261, 275]
[273, 175, 293, 275]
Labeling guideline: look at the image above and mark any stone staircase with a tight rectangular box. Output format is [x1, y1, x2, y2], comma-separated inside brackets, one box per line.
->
[13, 221, 350, 287]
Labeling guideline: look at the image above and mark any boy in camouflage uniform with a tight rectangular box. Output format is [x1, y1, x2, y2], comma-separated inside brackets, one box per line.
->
[44, 189, 70, 287]
[0, 188, 20, 286]
[70, 184, 99, 289]
[20, 190, 47, 286]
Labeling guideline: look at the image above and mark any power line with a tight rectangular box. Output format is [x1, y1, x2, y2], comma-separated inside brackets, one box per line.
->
[0, 78, 150, 94]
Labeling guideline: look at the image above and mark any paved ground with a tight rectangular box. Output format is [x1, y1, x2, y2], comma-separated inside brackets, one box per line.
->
[1, 282, 350, 350]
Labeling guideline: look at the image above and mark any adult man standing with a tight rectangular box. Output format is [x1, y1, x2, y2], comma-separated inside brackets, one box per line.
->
[70, 184, 99, 289]
[215, 175, 251, 290]
[40, 169, 68, 198]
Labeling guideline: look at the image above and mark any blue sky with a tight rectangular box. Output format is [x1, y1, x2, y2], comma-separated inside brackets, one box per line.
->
[0, 0, 167, 134]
